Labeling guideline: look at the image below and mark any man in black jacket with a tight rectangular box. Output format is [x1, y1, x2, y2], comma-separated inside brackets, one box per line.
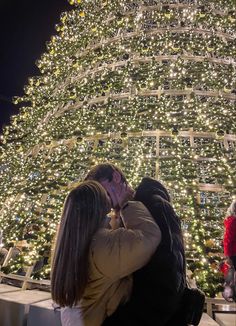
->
[85, 163, 191, 326]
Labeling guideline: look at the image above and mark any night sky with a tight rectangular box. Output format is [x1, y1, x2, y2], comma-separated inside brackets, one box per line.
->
[0, 0, 72, 133]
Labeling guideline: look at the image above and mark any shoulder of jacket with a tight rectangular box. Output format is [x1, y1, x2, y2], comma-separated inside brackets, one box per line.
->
[225, 216, 236, 227]
[227, 215, 236, 221]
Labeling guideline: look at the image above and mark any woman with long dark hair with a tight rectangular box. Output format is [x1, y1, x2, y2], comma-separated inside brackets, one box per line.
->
[51, 180, 161, 326]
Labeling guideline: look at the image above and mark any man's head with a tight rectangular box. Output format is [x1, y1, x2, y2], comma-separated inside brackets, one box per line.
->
[85, 163, 133, 210]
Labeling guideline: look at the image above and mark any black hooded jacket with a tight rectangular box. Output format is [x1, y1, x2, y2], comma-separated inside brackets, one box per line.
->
[103, 177, 186, 326]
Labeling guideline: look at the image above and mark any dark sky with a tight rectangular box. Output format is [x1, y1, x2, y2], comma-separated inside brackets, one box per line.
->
[0, 0, 72, 133]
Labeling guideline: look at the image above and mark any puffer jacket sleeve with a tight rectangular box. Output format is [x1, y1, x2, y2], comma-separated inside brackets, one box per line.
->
[92, 201, 161, 280]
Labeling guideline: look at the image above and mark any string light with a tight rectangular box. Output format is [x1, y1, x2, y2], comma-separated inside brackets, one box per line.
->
[0, 0, 235, 296]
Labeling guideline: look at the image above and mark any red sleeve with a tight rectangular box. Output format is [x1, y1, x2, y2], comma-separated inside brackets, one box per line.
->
[224, 217, 236, 256]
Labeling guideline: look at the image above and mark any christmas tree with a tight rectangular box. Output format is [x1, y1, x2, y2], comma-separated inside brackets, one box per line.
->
[0, 0, 235, 297]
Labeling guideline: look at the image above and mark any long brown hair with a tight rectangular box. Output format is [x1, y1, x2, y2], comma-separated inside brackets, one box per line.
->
[51, 180, 110, 307]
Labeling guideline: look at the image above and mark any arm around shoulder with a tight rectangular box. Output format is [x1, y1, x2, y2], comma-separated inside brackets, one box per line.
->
[93, 201, 161, 279]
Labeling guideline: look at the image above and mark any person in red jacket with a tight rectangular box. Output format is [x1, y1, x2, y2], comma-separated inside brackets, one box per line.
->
[223, 199, 236, 269]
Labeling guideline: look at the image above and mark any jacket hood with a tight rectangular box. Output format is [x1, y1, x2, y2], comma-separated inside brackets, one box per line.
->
[135, 177, 170, 202]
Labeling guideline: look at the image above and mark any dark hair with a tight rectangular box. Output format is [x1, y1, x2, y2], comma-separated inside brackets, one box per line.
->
[85, 163, 127, 184]
[51, 180, 110, 307]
